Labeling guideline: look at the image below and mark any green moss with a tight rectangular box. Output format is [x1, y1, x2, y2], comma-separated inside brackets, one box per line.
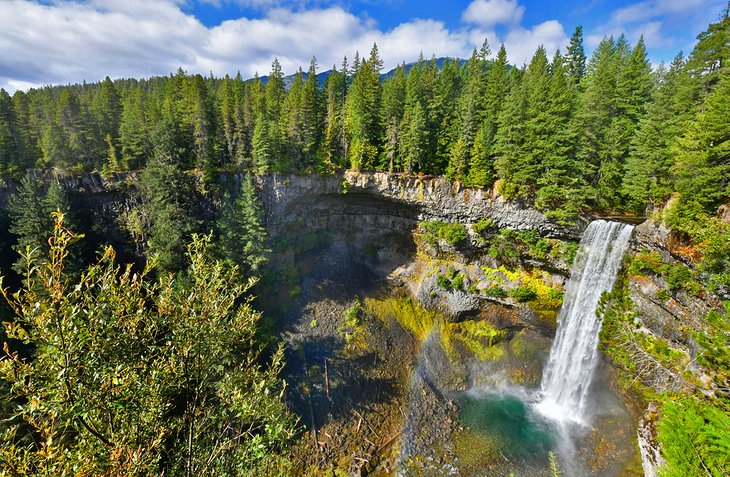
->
[366, 296, 505, 363]
[657, 289, 671, 301]
[365, 296, 441, 342]
[441, 319, 505, 362]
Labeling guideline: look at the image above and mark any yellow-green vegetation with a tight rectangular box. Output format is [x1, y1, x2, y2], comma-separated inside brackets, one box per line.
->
[629, 249, 703, 295]
[441, 319, 505, 362]
[480, 266, 564, 325]
[364, 296, 504, 363]
[481, 228, 578, 268]
[365, 295, 440, 342]
[420, 220, 468, 247]
[339, 299, 369, 354]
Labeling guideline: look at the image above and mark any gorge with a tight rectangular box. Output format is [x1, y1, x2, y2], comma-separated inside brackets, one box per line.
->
[2, 171, 720, 476]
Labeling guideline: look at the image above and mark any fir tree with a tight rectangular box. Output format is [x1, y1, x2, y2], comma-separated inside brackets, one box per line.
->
[217, 174, 269, 274]
[566, 26, 587, 87]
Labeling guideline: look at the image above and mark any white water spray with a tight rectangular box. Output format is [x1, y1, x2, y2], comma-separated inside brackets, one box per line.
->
[537, 220, 634, 425]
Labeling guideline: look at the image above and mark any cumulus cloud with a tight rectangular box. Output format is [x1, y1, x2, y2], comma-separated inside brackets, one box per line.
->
[462, 0, 525, 28]
[586, 0, 724, 49]
[0, 0, 473, 91]
[503, 20, 569, 65]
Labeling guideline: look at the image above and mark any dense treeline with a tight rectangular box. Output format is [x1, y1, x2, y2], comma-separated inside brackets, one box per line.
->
[1, 15, 728, 227]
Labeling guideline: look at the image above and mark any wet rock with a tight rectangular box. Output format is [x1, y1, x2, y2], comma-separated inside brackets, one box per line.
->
[638, 403, 665, 477]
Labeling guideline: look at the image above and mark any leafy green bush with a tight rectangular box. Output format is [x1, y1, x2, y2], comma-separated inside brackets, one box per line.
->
[421, 221, 468, 246]
[0, 215, 296, 475]
[436, 273, 453, 290]
[484, 286, 508, 298]
[657, 397, 730, 477]
[510, 286, 537, 302]
[472, 218, 495, 235]
[657, 289, 671, 301]
[452, 273, 465, 290]
[692, 302, 729, 389]
[629, 250, 664, 275]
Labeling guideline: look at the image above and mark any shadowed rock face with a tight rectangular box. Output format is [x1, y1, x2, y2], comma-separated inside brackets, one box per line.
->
[250, 172, 582, 240]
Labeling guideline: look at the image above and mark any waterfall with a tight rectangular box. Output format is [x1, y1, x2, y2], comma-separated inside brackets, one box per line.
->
[537, 220, 634, 424]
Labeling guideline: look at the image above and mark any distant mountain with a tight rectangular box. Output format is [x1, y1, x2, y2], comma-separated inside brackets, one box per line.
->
[252, 57, 468, 89]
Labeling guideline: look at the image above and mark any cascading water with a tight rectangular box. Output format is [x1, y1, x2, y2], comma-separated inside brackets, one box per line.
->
[537, 220, 634, 425]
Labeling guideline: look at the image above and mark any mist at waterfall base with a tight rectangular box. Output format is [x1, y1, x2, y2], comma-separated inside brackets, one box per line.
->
[430, 221, 635, 475]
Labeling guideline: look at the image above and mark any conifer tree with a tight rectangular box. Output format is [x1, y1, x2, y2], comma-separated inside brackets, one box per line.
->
[431, 58, 462, 172]
[403, 100, 428, 173]
[301, 57, 322, 170]
[217, 173, 269, 274]
[0, 89, 20, 175]
[118, 86, 149, 170]
[622, 54, 685, 211]
[671, 72, 730, 226]
[322, 64, 347, 172]
[566, 26, 587, 87]
[136, 119, 199, 273]
[253, 116, 272, 174]
[8, 176, 74, 274]
[382, 63, 406, 172]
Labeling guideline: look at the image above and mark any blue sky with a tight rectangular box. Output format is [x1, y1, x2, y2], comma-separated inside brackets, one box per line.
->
[0, 0, 726, 91]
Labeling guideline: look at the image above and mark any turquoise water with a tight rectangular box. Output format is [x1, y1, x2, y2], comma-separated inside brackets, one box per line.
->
[458, 392, 556, 460]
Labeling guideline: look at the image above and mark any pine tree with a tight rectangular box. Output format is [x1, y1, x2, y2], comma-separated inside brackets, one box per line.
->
[465, 118, 495, 187]
[622, 54, 685, 212]
[136, 119, 199, 273]
[403, 100, 428, 173]
[535, 51, 585, 223]
[344, 44, 383, 170]
[382, 63, 407, 172]
[447, 48, 486, 182]
[8, 176, 74, 274]
[0, 89, 20, 175]
[281, 69, 304, 171]
[431, 58, 462, 173]
[301, 57, 322, 170]
[493, 70, 528, 198]
[118, 86, 149, 170]
[217, 174, 269, 273]
[252, 116, 272, 174]
[671, 72, 730, 223]
[322, 64, 347, 172]
[566, 26, 587, 87]
[266, 58, 285, 123]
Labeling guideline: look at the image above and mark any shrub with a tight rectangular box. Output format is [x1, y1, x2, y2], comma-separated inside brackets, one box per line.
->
[630, 250, 664, 275]
[473, 218, 495, 235]
[436, 273, 453, 290]
[421, 221, 468, 246]
[439, 223, 468, 245]
[510, 286, 538, 302]
[452, 273, 465, 290]
[484, 286, 507, 298]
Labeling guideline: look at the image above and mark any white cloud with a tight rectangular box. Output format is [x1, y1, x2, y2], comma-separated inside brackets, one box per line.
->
[0, 0, 576, 92]
[462, 0, 525, 28]
[503, 20, 569, 65]
[586, 0, 724, 50]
